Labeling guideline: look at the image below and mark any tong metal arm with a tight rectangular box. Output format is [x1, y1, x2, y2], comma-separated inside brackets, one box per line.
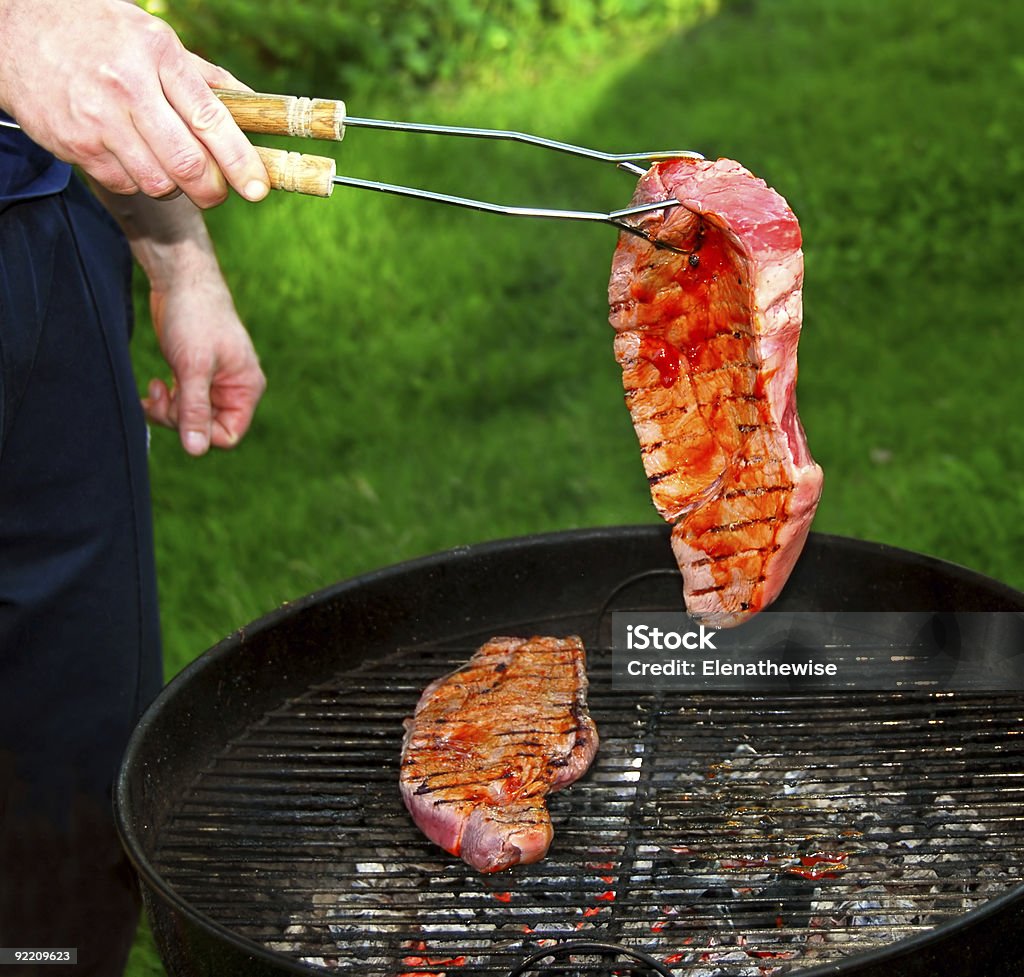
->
[3, 90, 701, 247]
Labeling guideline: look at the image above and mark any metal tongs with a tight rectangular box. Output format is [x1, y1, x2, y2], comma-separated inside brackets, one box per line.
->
[216, 91, 700, 249]
[4, 90, 701, 247]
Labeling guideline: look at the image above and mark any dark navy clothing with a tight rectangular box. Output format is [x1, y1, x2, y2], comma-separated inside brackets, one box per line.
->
[0, 113, 72, 202]
[0, 135, 161, 975]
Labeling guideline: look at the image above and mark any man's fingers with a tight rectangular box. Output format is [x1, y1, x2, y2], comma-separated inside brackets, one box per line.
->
[144, 367, 264, 454]
[100, 114, 188, 199]
[80, 153, 139, 196]
[160, 58, 269, 203]
[142, 378, 175, 428]
[176, 380, 214, 456]
[150, 359, 215, 457]
[66, 130, 141, 195]
[130, 103, 227, 208]
[209, 415, 243, 450]
[209, 391, 261, 450]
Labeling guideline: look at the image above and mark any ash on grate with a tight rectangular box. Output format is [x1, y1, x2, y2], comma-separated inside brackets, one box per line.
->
[608, 735, 1024, 975]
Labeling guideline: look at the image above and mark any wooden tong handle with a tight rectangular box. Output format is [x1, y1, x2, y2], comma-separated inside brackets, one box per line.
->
[255, 146, 335, 197]
[214, 89, 346, 141]
[210, 91, 342, 197]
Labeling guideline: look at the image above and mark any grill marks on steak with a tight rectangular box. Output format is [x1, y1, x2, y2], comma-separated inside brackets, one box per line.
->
[609, 158, 823, 627]
[400, 636, 598, 873]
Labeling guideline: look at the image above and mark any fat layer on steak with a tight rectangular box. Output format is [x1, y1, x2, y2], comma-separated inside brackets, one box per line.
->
[400, 635, 598, 873]
[609, 158, 823, 628]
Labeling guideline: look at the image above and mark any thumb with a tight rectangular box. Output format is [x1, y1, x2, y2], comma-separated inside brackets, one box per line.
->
[175, 368, 214, 456]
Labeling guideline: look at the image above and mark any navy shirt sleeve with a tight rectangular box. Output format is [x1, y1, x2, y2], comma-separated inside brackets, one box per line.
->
[0, 112, 72, 202]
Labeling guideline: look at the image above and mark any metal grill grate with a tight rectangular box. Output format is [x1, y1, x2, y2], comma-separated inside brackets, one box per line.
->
[153, 633, 1024, 977]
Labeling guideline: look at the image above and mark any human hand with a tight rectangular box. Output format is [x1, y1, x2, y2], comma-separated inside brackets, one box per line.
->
[0, 0, 269, 208]
[144, 276, 267, 456]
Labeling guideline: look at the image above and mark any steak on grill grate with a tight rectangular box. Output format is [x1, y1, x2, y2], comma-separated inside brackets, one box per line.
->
[400, 635, 598, 873]
[608, 158, 824, 628]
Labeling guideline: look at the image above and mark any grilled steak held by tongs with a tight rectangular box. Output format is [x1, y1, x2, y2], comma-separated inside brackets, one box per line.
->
[400, 635, 598, 873]
[609, 157, 824, 627]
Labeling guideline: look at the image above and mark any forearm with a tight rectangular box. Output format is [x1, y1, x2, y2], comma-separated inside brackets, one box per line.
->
[91, 180, 224, 292]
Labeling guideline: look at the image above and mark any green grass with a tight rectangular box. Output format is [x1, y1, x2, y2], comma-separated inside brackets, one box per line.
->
[126, 0, 1024, 969]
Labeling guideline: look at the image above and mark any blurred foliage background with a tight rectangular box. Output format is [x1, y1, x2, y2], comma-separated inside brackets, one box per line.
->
[126, 0, 1023, 967]
[128, 0, 1024, 670]
[148, 0, 717, 97]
